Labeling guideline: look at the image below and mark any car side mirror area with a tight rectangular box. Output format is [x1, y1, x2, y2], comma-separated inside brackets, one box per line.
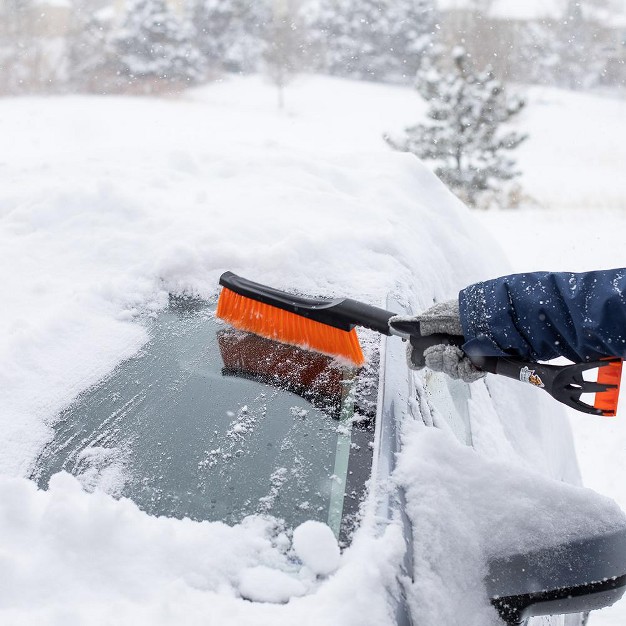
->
[487, 526, 626, 624]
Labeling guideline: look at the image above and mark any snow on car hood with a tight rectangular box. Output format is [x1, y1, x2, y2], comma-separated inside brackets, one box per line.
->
[0, 76, 623, 626]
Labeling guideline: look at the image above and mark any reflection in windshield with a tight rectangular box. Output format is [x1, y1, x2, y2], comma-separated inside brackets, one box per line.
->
[218, 329, 345, 418]
[32, 297, 375, 541]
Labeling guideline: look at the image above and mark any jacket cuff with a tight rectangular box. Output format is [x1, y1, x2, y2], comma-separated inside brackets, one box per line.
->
[459, 282, 532, 359]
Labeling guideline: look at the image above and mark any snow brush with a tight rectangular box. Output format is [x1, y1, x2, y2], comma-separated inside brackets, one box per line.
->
[217, 272, 622, 417]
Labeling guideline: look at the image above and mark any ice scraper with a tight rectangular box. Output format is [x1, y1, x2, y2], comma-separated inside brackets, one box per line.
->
[217, 272, 622, 417]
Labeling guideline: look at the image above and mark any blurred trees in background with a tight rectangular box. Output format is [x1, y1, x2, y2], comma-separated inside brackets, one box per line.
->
[0, 0, 72, 93]
[303, 0, 436, 82]
[0, 0, 623, 95]
[264, 0, 302, 108]
[387, 47, 527, 207]
[113, 0, 205, 90]
[437, 0, 622, 91]
[191, 0, 269, 74]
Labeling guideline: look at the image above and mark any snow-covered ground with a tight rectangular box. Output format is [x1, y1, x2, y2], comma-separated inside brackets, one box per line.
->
[1, 74, 625, 625]
[515, 88, 626, 211]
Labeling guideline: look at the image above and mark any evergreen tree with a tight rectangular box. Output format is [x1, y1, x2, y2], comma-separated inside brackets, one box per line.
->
[303, 0, 437, 82]
[191, 0, 271, 73]
[113, 0, 205, 91]
[387, 48, 527, 207]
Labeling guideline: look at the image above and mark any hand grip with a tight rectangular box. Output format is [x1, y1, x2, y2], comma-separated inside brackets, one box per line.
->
[471, 356, 622, 416]
[409, 333, 465, 367]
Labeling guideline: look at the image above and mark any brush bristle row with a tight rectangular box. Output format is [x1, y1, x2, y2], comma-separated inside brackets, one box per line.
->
[217, 287, 365, 366]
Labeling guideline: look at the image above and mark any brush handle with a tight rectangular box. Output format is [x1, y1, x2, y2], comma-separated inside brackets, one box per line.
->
[470, 355, 621, 416]
[331, 299, 394, 335]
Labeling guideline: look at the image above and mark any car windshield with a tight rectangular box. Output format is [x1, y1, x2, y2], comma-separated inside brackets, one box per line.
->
[32, 296, 376, 541]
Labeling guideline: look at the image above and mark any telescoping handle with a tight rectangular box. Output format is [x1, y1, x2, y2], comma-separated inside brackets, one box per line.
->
[471, 356, 623, 417]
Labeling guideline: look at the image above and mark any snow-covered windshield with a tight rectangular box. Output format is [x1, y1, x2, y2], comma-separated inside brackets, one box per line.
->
[32, 296, 375, 540]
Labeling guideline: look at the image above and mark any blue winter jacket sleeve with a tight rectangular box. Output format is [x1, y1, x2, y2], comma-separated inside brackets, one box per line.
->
[459, 268, 626, 362]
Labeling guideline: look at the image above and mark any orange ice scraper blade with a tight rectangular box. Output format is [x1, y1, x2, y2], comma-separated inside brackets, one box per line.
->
[595, 359, 623, 417]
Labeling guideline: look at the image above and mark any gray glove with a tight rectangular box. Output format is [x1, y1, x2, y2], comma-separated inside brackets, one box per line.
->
[420, 344, 485, 383]
[415, 300, 464, 337]
[392, 300, 485, 383]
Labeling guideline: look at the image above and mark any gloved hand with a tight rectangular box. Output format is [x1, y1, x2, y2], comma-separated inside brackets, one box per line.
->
[418, 343, 485, 383]
[390, 300, 486, 383]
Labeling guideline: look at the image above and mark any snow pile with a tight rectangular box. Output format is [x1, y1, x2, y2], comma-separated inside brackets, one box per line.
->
[0, 471, 405, 625]
[239, 566, 307, 604]
[292, 520, 341, 577]
[401, 368, 626, 625]
[397, 421, 626, 626]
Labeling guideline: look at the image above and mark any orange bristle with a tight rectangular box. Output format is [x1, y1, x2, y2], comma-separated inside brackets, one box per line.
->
[216, 287, 365, 367]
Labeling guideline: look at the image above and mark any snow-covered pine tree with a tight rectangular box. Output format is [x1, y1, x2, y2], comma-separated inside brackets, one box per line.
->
[303, 0, 437, 83]
[387, 47, 527, 207]
[113, 0, 205, 91]
[191, 0, 271, 73]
